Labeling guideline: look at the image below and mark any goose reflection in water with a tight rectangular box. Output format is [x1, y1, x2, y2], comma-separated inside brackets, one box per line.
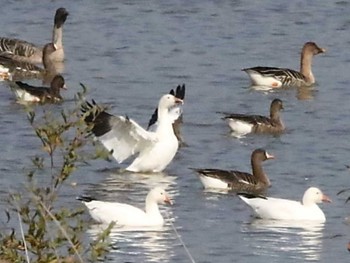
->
[250, 85, 316, 101]
[87, 223, 177, 262]
[242, 219, 324, 261]
[85, 169, 178, 197]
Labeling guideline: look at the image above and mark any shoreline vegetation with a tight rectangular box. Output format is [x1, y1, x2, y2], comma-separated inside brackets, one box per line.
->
[0, 84, 113, 263]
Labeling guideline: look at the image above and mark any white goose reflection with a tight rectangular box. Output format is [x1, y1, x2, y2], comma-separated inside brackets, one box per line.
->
[86, 170, 178, 200]
[81, 170, 178, 262]
[87, 223, 177, 262]
[242, 219, 324, 261]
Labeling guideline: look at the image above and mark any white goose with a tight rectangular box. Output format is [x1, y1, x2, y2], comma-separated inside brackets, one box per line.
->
[242, 42, 326, 88]
[81, 91, 184, 173]
[77, 187, 172, 226]
[239, 187, 331, 222]
[147, 84, 185, 145]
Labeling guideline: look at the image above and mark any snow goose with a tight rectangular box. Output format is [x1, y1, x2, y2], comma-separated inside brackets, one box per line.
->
[147, 84, 186, 145]
[0, 7, 69, 64]
[81, 91, 185, 173]
[221, 99, 284, 137]
[243, 42, 326, 88]
[239, 187, 331, 222]
[10, 74, 66, 103]
[192, 149, 274, 193]
[77, 187, 172, 226]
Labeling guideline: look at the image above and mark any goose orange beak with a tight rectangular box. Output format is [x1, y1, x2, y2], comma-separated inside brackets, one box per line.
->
[164, 194, 173, 205]
[175, 98, 184, 105]
[322, 194, 332, 203]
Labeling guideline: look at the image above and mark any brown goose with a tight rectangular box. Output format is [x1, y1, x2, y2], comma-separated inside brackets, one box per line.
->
[192, 149, 274, 193]
[0, 42, 63, 82]
[0, 7, 69, 64]
[221, 99, 284, 137]
[11, 74, 66, 103]
[242, 42, 326, 88]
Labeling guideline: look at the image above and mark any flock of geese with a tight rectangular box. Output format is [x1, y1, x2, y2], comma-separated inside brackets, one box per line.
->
[0, 8, 331, 228]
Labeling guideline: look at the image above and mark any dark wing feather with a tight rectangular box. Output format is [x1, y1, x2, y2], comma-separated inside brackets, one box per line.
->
[14, 81, 49, 97]
[222, 113, 272, 126]
[0, 38, 40, 57]
[81, 100, 114, 137]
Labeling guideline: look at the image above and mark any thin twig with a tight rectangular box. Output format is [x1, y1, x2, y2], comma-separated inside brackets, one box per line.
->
[38, 200, 84, 263]
[167, 213, 196, 263]
[17, 212, 30, 263]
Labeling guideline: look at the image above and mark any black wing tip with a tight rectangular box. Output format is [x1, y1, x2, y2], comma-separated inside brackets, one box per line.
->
[147, 109, 158, 130]
[81, 99, 114, 137]
[237, 192, 267, 200]
[76, 195, 95, 202]
[169, 84, 186, 99]
[189, 168, 208, 175]
[176, 84, 185, 99]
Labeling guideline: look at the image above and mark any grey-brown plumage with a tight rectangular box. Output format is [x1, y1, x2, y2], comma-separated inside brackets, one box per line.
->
[0, 7, 69, 64]
[193, 149, 274, 193]
[243, 42, 326, 87]
[12, 74, 66, 103]
[0, 42, 63, 82]
[221, 99, 285, 136]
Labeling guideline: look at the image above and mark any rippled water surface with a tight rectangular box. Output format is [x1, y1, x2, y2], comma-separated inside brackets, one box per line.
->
[1, 0, 350, 262]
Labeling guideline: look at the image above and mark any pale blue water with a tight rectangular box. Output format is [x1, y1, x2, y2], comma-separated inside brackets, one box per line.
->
[1, 0, 350, 262]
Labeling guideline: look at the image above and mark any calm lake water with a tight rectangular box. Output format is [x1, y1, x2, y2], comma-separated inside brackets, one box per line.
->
[1, 0, 350, 262]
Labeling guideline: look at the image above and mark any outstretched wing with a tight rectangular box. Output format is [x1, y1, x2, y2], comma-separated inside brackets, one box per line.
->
[82, 100, 157, 163]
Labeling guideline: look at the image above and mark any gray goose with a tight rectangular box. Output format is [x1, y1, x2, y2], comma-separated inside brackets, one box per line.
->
[192, 149, 274, 193]
[242, 42, 326, 88]
[0, 7, 69, 64]
[221, 99, 284, 137]
[11, 74, 66, 103]
[0, 42, 62, 82]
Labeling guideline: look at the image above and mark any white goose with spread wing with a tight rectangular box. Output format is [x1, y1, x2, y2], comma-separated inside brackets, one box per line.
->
[82, 90, 185, 173]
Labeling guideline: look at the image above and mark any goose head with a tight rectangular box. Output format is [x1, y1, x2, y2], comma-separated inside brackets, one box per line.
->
[251, 148, 275, 163]
[51, 75, 66, 93]
[302, 187, 331, 206]
[54, 7, 69, 29]
[158, 94, 183, 111]
[147, 187, 173, 205]
[302, 42, 326, 56]
[270, 98, 284, 112]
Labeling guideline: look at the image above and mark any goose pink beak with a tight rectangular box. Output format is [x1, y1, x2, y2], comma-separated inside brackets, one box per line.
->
[175, 98, 184, 105]
[164, 194, 173, 205]
[322, 194, 332, 203]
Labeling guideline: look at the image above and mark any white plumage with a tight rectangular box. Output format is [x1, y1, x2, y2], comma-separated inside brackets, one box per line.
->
[83, 92, 184, 173]
[78, 187, 172, 227]
[239, 187, 331, 222]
